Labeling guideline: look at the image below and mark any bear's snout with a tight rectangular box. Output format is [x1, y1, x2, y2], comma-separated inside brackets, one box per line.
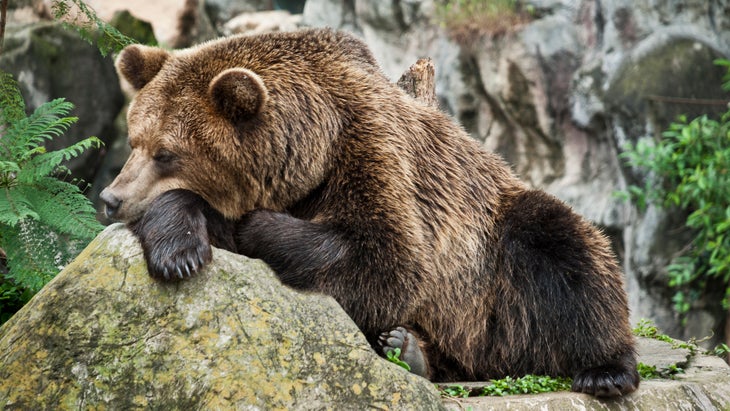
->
[100, 189, 122, 220]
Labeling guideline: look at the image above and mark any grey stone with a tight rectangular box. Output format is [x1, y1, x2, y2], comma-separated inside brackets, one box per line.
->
[441, 338, 730, 410]
[0, 224, 444, 410]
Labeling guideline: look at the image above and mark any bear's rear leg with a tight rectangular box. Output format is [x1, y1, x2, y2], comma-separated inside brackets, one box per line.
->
[572, 351, 640, 397]
[378, 326, 429, 378]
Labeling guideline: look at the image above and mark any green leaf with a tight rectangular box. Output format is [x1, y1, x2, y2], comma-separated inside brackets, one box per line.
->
[18, 136, 102, 183]
[0, 186, 39, 226]
[51, 0, 137, 56]
[0, 222, 61, 292]
[1, 99, 76, 162]
[385, 348, 411, 371]
[25, 177, 103, 240]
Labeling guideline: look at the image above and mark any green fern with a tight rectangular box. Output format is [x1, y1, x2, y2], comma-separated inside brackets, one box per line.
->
[0, 72, 103, 295]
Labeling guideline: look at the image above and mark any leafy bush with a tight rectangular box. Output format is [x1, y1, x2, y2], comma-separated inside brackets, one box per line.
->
[0, 72, 103, 321]
[620, 59, 730, 318]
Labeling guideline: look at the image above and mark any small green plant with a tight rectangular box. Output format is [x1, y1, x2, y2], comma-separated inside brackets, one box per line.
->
[633, 318, 701, 354]
[440, 384, 471, 398]
[711, 343, 729, 362]
[636, 362, 683, 380]
[385, 348, 411, 371]
[0, 0, 136, 324]
[620, 59, 730, 341]
[633, 318, 675, 343]
[480, 375, 573, 396]
[0, 72, 103, 320]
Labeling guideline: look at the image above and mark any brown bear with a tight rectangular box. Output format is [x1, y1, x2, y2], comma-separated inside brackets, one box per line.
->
[100, 28, 639, 397]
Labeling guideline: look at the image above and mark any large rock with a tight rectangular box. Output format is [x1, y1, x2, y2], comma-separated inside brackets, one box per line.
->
[0, 224, 443, 410]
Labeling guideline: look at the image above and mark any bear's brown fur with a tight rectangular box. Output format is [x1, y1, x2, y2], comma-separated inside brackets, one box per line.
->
[101, 28, 639, 396]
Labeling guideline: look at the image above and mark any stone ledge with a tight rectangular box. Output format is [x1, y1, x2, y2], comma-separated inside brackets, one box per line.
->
[441, 338, 730, 410]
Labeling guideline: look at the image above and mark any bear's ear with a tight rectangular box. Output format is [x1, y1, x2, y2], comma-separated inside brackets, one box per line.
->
[208, 68, 269, 120]
[115, 45, 171, 91]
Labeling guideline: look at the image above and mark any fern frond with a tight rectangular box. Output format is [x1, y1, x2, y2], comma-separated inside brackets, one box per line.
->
[0, 186, 40, 226]
[0, 72, 26, 126]
[18, 136, 103, 183]
[1, 99, 77, 162]
[0, 222, 63, 292]
[25, 177, 103, 240]
[0, 160, 20, 177]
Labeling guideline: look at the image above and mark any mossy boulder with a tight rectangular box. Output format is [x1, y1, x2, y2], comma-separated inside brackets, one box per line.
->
[0, 224, 443, 410]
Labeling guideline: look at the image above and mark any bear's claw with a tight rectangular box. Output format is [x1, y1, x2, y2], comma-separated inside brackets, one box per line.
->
[147, 237, 211, 281]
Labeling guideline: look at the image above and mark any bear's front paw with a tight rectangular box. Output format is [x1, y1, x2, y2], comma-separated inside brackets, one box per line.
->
[378, 326, 429, 378]
[130, 190, 214, 281]
[144, 231, 212, 281]
[572, 362, 639, 397]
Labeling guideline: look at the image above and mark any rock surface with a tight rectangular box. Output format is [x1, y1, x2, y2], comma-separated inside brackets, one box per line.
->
[0, 224, 443, 410]
[441, 337, 730, 410]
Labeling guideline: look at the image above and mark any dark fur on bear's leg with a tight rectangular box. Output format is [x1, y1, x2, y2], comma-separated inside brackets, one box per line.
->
[378, 327, 430, 378]
[130, 189, 235, 281]
[572, 351, 640, 397]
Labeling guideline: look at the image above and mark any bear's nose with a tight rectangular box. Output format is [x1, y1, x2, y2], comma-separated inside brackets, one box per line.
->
[100, 189, 122, 219]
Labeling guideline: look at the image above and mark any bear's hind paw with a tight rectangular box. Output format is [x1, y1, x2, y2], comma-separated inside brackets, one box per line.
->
[378, 326, 429, 378]
[572, 362, 640, 397]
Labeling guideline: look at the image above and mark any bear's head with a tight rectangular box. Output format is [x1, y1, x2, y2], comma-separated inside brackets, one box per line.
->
[101, 30, 378, 223]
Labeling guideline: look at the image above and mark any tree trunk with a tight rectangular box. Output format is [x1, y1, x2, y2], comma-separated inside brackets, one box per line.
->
[397, 58, 437, 108]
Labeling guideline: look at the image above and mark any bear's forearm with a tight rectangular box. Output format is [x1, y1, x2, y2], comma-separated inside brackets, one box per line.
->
[235, 209, 423, 336]
[236, 210, 351, 290]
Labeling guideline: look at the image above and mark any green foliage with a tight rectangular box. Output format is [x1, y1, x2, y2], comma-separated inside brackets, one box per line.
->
[620, 59, 730, 317]
[440, 384, 471, 398]
[50, 0, 136, 56]
[711, 343, 729, 362]
[0, 281, 32, 324]
[633, 318, 675, 343]
[480, 375, 572, 396]
[0, 72, 103, 319]
[385, 348, 411, 372]
[440, 375, 573, 398]
[636, 362, 683, 380]
[633, 318, 701, 355]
